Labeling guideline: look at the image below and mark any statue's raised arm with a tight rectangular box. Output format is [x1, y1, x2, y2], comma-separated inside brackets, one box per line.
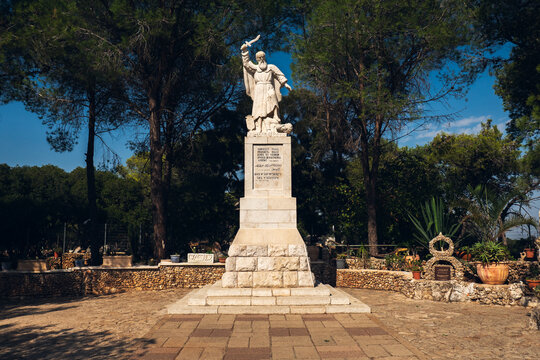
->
[241, 36, 293, 136]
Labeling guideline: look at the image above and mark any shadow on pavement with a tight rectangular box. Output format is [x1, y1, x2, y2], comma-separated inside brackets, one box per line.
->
[0, 324, 153, 360]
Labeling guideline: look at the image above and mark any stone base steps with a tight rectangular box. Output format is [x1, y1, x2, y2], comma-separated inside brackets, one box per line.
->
[167, 281, 370, 314]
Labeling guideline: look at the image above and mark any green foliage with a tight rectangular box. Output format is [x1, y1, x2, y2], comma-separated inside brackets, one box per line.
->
[408, 197, 461, 250]
[384, 253, 406, 271]
[427, 121, 521, 197]
[476, 0, 539, 142]
[470, 241, 510, 264]
[455, 185, 537, 244]
[291, 0, 479, 254]
[408, 259, 423, 272]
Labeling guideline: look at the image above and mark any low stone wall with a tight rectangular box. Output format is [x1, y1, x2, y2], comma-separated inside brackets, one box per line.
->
[346, 257, 386, 270]
[0, 271, 86, 297]
[0, 263, 225, 298]
[337, 269, 539, 307]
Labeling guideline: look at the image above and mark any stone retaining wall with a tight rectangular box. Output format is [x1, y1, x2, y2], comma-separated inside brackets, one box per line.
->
[337, 269, 539, 307]
[0, 263, 225, 298]
[345, 258, 536, 278]
[0, 261, 334, 298]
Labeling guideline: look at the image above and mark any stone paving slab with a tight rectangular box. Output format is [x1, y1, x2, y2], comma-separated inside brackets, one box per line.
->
[167, 282, 370, 314]
[131, 314, 428, 360]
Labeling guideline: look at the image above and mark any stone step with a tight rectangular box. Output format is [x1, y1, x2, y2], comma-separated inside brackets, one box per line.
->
[202, 295, 343, 306]
[167, 303, 370, 315]
[206, 284, 330, 297]
[167, 281, 370, 314]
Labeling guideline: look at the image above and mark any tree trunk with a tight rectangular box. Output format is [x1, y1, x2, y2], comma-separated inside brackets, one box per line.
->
[359, 113, 382, 257]
[365, 172, 379, 257]
[86, 88, 100, 265]
[149, 95, 166, 259]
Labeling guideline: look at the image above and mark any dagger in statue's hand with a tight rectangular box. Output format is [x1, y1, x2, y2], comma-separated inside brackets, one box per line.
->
[245, 34, 260, 48]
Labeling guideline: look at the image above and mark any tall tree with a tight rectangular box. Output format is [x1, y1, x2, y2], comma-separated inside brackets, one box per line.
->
[2, 0, 130, 264]
[476, 0, 540, 193]
[292, 0, 478, 255]
[476, 0, 539, 146]
[78, 0, 292, 258]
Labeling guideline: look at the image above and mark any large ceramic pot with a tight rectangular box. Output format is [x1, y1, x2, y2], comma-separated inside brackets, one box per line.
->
[476, 263, 509, 285]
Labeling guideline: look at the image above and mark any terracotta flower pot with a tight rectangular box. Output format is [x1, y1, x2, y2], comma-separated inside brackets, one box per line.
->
[524, 248, 535, 259]
[525, 279, 540, 290]
[461, 254, 472, 261]
[412, 271, 422, 280]
[218, 257, 226, 263]
[476, 263, 509, 285]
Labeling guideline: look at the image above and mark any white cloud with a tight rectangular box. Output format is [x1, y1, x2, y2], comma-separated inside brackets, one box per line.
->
[462, 123, 483, 134]
[446, 115, 492, 129]
[403, 114, 510, 146]
[415, 128, 446, 139]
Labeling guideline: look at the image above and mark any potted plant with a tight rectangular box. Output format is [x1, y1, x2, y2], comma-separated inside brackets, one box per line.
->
[53, 247, 63, 259]
[456, 185, 537, 285]
[170, 254, 181, 263]
[525, 264, 540, 290]
[524, 245, 536, 259]
[335, 253, 348, 269]
[409, 259, 423, 280]
[218, 254, 227, 263]
[457, 246, 472, 261]
[471, 241, 511, 284]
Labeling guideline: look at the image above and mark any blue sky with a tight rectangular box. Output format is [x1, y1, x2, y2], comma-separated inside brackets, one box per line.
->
[0, 51, 509, 171]
[0, 50, 537, 237]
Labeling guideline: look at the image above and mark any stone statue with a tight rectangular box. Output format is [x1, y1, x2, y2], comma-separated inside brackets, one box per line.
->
[241, 35, 293, 136]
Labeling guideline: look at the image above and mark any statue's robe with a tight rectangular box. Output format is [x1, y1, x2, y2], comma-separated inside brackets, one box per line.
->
[242, 51, 288, 120]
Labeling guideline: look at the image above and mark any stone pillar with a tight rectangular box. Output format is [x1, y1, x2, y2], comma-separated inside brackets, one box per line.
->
[222, 136, 315, 288]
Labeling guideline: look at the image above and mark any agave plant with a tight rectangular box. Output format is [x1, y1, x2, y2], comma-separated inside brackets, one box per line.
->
[455, 185, 537, 244]
[408, 197, 461, 250]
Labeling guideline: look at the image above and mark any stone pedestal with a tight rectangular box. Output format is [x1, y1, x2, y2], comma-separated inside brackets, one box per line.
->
[222, 136, 315, 288]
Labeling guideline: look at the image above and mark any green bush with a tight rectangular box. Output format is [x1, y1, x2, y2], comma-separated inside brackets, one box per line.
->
[471, 241, 511, 264]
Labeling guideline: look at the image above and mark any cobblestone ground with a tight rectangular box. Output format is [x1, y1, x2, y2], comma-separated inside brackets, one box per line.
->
[1, 288, 539, 359]
[343, 288, 540, 360]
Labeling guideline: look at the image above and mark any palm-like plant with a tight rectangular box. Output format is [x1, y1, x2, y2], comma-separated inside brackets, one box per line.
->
[456, 185, 537, 244]
[408, 197, 461, 250]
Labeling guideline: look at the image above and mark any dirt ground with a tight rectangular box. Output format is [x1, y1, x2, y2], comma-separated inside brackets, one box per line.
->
[344, 288, 540, 360]
[0, 289, 191, 360]
[1, 288, 539, 360]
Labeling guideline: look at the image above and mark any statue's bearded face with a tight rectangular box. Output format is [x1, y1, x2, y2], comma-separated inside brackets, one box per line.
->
[256, 52, 267, 70]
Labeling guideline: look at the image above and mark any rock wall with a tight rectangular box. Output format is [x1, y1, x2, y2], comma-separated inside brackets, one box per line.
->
[337, 269, 539, 307]
[0, 264, 224, 298]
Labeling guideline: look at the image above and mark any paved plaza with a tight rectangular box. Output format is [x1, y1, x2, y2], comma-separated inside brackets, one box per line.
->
[1, 288, 539, 359]
[132, 313, 425, 360]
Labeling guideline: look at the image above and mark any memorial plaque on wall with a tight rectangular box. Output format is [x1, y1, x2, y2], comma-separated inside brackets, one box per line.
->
[253, 145, 283, 190]
[434, 265, 452, 281]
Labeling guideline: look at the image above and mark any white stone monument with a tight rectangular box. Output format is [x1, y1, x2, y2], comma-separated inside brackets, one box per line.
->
[166, 37, 370, 313]
[221, 36, 314, 288]
[221, 136, 315, 287]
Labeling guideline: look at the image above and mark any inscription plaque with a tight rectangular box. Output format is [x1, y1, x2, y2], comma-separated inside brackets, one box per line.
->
[253, 145, 283, 190]
[434, 265, 452, 281]
[187, 253, 214, 264]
